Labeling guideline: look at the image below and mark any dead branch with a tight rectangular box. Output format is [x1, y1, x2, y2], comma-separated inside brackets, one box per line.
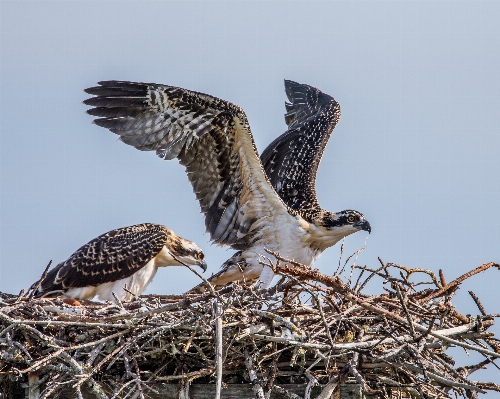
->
[418, 262, 499, 301]
[1, 255, 498, 398]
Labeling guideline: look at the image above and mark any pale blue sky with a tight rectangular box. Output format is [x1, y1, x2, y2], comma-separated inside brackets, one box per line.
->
[1, 0, 499, 385]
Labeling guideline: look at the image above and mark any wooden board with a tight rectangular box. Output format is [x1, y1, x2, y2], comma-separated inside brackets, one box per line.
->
[9, 382, 377, 399]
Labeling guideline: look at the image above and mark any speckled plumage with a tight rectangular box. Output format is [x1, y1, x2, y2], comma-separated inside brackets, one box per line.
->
[85, 82, 279, 250]
[84, 80, 371, 289]
[261, 80, 340, 218]
[35, 223, 206, 301]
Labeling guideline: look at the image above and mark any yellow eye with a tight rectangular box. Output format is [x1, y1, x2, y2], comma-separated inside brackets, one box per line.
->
[197, 253, 204, 260]
[348, 215, 355, 223]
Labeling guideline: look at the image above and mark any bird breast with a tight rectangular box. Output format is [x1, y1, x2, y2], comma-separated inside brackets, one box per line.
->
[64, 259, 159, 302]
[245, 212, 322, 268]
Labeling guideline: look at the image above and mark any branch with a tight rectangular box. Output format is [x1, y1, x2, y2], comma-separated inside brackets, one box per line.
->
[244, 349, 265, 399]
[418, 262, 499, 301]
[213, 300, 223, 399]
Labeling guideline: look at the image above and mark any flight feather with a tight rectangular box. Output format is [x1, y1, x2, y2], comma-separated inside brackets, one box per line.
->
[84, 80, 371, 290]
[261, 80, 341, 216]
[84, 81, 290, 251]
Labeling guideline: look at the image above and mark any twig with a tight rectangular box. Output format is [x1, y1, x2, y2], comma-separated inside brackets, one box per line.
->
[264, 249, 349, 293]
[111, 291, 125, 310]
[315, 374, 340, 399]
[244, 349, 265, 399]
[213, 300, 223, 399]
[469, 291, 487, 316]
[439, 269, 447, 287]
[251, 320, 475, 351]
[155, 368, 214, 381]
[420, 262, 499, 301]
[304, 371, 318, 399]
[15, 289, 25, 303]
[1, 254, 499, 398]
[184, 263, 218, 298]
[395, 283, 416, 338]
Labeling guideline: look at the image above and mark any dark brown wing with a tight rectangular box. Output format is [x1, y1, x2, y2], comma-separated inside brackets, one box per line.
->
[260, 80, 341, 217]
[84, 81, 289, 249]
[38, 224, 170, 293]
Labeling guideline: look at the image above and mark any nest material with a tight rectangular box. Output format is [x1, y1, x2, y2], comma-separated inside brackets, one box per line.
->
[1, 253, 499, 399]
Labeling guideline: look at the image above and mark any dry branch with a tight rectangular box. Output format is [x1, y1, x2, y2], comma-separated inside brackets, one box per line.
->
[1, 256, 499, 398]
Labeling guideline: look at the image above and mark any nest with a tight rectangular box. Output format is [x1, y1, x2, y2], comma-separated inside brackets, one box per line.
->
[1, 252, 499, 399]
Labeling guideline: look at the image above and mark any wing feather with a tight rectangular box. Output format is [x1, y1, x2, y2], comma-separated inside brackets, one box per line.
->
[84, 81, 289, 249]
[38, 224, 169, 294]
[261, 80, 341, 216]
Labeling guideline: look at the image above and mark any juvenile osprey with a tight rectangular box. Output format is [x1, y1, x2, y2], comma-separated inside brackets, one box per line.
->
[34, 223, 206, 301]
[84, 80, 370, 289]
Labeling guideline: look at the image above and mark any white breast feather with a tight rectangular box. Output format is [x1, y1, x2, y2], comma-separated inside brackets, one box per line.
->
[64, 259, 158, 302]
[240, 211, 319, 288]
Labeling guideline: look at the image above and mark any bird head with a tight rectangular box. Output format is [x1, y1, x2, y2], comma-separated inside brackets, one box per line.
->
[321, 210, 371, 236]
[169, 237, 207, 272]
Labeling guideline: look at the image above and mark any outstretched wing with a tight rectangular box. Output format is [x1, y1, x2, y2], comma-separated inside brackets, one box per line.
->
[84, 81, 289, 249]
[260, 80, 341, 217]
[38, 224, 169, 293]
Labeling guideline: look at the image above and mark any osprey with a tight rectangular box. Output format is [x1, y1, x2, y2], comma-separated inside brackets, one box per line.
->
[84, 80, 371, 289]
[33, 223, 207, 301]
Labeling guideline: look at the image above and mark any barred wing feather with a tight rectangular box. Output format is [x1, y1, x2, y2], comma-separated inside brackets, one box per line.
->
[84, 81, 289, 249]
[261, 80, 341, 217]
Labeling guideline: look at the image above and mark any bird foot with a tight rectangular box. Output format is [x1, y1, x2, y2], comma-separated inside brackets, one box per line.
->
[62, 297, 82, 306]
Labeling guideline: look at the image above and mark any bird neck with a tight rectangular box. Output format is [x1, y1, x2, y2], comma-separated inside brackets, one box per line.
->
[298, 215, 346, 252]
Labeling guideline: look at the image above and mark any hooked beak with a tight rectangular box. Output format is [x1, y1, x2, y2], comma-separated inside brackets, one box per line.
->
[198, 260, 207, 273]
[356, 220, 371, 234]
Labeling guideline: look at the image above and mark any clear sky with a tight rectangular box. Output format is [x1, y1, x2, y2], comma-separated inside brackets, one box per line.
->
[1, 0, 499, 385]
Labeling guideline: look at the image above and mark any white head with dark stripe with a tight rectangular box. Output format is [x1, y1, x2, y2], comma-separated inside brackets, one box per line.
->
[321, 210, 371, 236]
[304, 209, 371, 252]
[164, 234, 207, 271]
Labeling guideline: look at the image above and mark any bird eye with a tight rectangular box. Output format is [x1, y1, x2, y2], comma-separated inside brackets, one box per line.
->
[197, 253, 204, 260]
[347, 215, 355, 223]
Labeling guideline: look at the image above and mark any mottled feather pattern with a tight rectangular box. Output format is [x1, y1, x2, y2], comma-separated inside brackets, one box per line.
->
[261, 80, 341, 219]
[84, 80, 369, 290]
[84, 81, 289, 250]
[39, 224, 171, 293]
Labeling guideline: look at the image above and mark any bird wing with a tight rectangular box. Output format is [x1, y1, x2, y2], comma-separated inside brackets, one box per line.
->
[84, 81, 290, 249]
[260, 80, 341, 217]
[39, 224, 169, 292]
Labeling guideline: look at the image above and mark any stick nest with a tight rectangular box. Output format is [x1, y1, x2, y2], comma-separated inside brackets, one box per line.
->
[1, 253, 499, 399]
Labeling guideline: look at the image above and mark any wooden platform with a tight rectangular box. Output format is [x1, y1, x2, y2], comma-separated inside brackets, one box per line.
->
[2, 382, 375, 399]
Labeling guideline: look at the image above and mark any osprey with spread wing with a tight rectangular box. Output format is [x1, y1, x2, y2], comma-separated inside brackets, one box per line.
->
[84, 80, 371, 289]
